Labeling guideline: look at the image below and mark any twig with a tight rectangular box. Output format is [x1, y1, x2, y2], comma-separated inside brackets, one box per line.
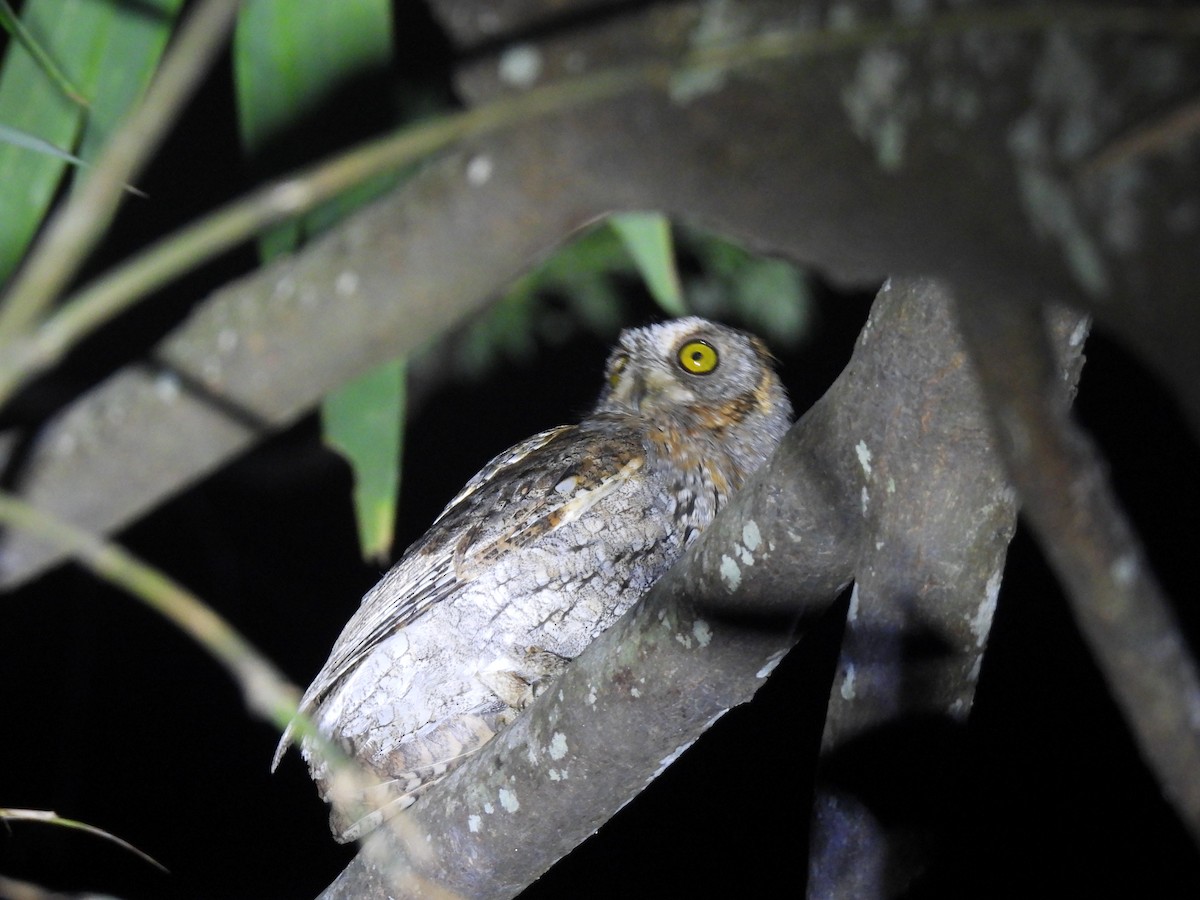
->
[1080, 94, 1200, 176]
[0, 489, 299, 729]
[0, 807, 166, 872]
[0, 62, 663, 405]
[0, 489, 429, 863]
[0, 0, 241, 340]
[3, 5, 1197, 403]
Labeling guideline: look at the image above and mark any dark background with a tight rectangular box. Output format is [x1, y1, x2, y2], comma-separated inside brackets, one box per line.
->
[2, 3, 1199, 898]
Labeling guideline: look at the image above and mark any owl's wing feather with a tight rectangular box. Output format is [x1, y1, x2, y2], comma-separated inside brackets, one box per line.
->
[433, 425, 575, 523]
[272, 419, 643, 769]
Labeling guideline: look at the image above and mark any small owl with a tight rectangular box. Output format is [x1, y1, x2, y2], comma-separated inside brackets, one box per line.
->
[273, 317, 793, 840]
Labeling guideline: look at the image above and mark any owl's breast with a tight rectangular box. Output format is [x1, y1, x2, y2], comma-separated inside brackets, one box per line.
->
[642, 422, 743, 543]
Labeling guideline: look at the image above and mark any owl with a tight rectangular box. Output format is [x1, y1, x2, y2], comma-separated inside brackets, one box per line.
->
[273, 317, 793, 841]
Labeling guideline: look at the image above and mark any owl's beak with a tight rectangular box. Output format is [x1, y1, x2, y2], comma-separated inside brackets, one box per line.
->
[610, 368, 679, 413]
[631, 370, 680, 412]
[610, 370, 648, 411]
[626, 373, 647, 411]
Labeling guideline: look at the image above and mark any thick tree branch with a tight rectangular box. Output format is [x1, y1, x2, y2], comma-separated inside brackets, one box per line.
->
[807, 284, 1088, 899]
[317, 276, 1032, 898]
[0, 139, 602, 584]
[5, 2, 1200, 587]
[953, 289, 1200, 847]
[808, 281, 1015, 898]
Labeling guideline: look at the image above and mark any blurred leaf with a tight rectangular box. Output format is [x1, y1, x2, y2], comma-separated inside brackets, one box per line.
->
[463, 224, 633, 379]
[609, 212, 687, 316]
[455, 292, 540, 379]
[0, 807, 167, 872]
[0, 123, 85, 165]
[567, 274, 627, 336]
[480, 222, 809, 390]
[0, 0, 87, 104]
[322, 359, 406, 563]
[509, 223, 630, 305]
[71, 0, 185, 192]
[0, 0, 182, 285]
[731, 257, 811, 336]
[682, 226, 813, 347]
[233, 0, 393, 152]
[235, 0, 401, 561]
[233, 0, 395, 258]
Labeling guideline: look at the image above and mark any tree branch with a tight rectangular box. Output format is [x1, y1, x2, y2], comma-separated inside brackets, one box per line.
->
[315, 276, 1041, 898]
[953, 288, 1200, 847]
[0, 0, 242, 339]
[0, 137, 600, 585]
[5, 2, 1199, 587]
[807, 283, 1089, 898]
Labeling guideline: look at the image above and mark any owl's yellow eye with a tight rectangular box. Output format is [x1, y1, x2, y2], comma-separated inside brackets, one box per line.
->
[608, 354, 628, 388]
[677, 340, 719, 375]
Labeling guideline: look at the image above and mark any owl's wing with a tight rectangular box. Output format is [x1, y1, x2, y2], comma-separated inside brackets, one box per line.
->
[272, 420, 644, 768]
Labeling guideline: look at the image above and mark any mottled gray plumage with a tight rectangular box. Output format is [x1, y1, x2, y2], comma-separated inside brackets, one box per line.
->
[274, 317, 793, 840]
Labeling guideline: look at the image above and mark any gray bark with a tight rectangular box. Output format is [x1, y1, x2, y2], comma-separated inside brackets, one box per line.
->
[807, 293, 1087, 898]
[318, 276, 1015, 898]
[953, 288, 1200, 849]
[6, 2, 1200, 586]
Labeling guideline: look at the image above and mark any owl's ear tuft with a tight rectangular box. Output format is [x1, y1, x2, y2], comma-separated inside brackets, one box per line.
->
[749, 335, 780, 365]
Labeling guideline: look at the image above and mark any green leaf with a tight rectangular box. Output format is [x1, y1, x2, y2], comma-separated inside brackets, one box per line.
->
[0, 0, 183, 286]
[233, 0, 393, 153]
[732, 257, 810, 325]
[71, 0, 185, 189]
[234, 0, 401, 563]
[471, 223, 630, 380]
[322, 359, 406, 564]
[0, 123, 86, 165]
[0, 0, 87, 105]
[233, 0, 395, 258]
[609, 212, 687, 316]
[681, 226, 813, 347]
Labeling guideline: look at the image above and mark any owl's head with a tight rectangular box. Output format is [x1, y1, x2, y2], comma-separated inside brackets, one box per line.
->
[594, 317, 793, 444]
